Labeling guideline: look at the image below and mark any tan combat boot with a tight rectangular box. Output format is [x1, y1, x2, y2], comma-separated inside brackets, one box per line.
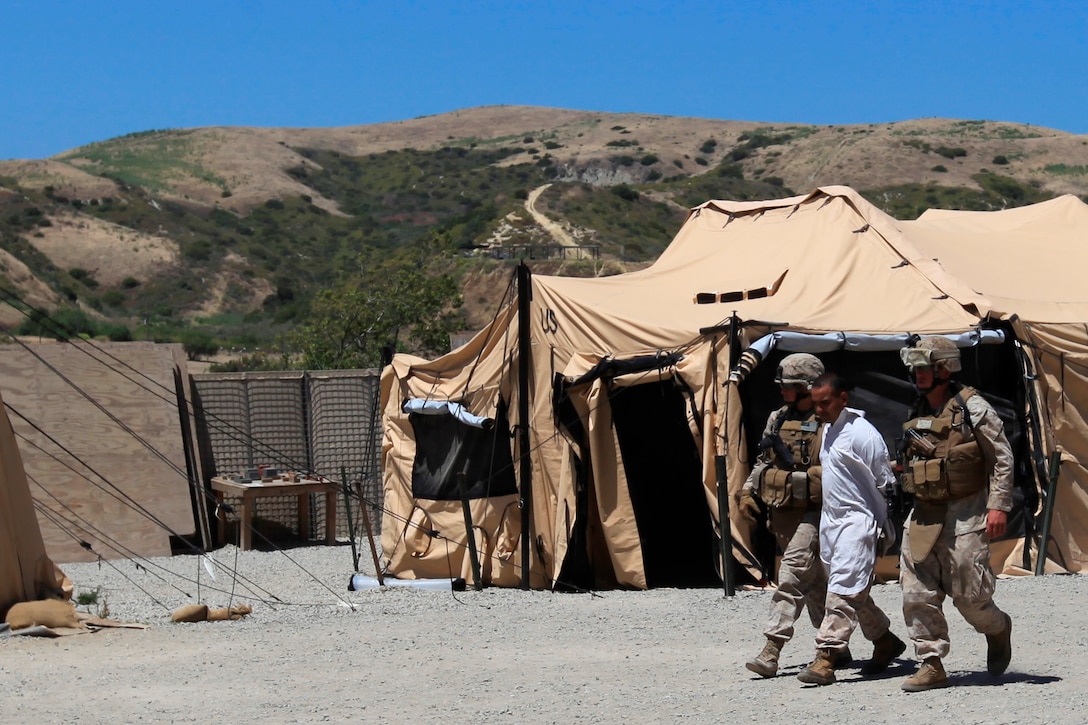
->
[901, 657, 949, 692]
[861, 630, 907, 674]
[797, 648, 837, 685]
[986, 613, 1013, 676]
[745, 639, 782, 678]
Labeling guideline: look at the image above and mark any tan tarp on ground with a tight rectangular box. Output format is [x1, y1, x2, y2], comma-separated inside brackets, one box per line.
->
[0, 389, 70, 616]
[382, 186, 1031, 589]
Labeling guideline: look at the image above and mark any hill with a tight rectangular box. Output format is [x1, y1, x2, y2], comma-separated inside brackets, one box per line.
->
[0, 106, 1084, 359]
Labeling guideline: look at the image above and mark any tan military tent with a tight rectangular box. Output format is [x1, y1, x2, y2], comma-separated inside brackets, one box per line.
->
[0, 389, 71, 616]
[380, 185, 1088, 589]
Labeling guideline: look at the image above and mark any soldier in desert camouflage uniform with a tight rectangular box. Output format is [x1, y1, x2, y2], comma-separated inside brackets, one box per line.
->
[742, 356, 903, 681]
[897, 336, 1014, 692]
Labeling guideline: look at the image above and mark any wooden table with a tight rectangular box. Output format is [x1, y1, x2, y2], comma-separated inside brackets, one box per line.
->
[210, 476, 339, 550]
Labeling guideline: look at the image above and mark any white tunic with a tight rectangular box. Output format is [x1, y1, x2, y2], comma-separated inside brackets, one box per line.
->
[818, 407, 895, 595]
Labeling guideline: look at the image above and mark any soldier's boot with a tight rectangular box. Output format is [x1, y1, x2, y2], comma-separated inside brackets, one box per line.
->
[797, 648, 837, 685]
[986, 613, 1013, 676]
[832, 646, 854, 669]
[901, 657, 949, 692]
[861, 630, 907, 674]
[745, 639, 782, 678]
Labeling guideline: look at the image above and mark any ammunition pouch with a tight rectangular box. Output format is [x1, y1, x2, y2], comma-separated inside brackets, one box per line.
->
[806, 465, 823, 505]
[759, 466, 821, 509]
[901, 395, 987, 503]
[901, 442, 986, 502]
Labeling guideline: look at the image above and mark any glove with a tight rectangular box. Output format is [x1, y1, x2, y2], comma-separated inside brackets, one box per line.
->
[738, 490, 762, 523]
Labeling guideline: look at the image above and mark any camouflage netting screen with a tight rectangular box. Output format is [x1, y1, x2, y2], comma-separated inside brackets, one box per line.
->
[192, 370, 383, 542]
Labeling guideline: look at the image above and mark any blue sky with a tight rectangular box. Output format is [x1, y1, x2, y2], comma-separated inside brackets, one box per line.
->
[2, 1, 1085, 160]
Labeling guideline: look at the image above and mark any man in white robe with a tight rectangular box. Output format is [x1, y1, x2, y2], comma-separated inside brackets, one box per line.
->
[797, 372, 905, 686]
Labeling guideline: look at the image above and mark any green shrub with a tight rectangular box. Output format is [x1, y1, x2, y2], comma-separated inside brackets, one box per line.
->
[101, 289, 126, 307]
[101, 323, 133, 342]
[640, 154, 659, 166]
[121, 276, 140, 288]
[932, 165, 948, 172]
[611, 184, 640, 201]
[717, 164, 744, 179]
[16, 308, 97, 340]
[935, 146, 967, 159]
[992, 155, 1009, 165]
[700, 139, 717, 154]
[695, 157, 709, 166]
[179, 328, 219, 360]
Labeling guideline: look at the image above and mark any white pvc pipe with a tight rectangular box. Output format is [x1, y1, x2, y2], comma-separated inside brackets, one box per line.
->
[349, 574, 467, 592]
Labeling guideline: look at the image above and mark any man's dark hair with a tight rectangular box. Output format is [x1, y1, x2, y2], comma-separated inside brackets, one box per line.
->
[812, 371, 852, 395]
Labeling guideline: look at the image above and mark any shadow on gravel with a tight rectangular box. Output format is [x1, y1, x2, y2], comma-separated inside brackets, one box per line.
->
[755, 658, 1059, 688]
[948, 670, 1061, 687]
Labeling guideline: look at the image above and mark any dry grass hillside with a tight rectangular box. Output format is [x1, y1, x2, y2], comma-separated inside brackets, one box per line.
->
[0, 105, 1085, 342]
[6, 107, 1084, 214]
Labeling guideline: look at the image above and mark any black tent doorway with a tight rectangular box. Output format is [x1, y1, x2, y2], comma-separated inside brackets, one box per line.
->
[610, 378, 720, 588]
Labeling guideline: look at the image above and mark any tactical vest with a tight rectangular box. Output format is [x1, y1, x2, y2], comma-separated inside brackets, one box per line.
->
[900, 388, 987, 502]
[759, 413, 823, 509]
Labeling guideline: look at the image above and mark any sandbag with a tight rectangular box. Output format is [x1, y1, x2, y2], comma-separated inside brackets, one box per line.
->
[5, 599, 83, 630]
[170, 604, 210, 622]
[171, 603, 252, 622]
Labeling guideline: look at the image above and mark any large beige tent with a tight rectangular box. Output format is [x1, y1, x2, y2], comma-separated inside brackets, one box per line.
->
[0, 389, 70, 617]
[380, 185, 1087, 589]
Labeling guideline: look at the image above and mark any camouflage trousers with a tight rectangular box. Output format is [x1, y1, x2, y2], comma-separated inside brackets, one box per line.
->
[763, 509, 827, 646]
[814, 585, 892, 651]
[900, 523, 1008, 659]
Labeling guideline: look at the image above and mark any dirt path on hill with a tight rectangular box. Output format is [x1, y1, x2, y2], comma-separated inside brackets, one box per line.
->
[525, 183, 577, 247]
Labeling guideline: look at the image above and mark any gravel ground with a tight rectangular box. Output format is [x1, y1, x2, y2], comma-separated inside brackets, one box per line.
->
[2, 544, 1085, 724]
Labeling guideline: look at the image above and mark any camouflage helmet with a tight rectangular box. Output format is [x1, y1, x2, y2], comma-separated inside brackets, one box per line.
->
[775, 353, 825, 386]
[900, 336, 962, 373]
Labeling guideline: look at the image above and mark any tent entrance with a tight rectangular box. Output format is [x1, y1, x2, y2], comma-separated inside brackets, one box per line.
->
[610, 379, 719, 588]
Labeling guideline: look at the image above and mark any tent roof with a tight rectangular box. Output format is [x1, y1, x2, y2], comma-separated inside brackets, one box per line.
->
[904, 194, 1088, 323]
[530, 186, 984, 356]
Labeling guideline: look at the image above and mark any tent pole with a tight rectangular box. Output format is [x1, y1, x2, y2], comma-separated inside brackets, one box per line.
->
[517, 263, 533, 590]
[355, 478, 384, 586]
[1035, 450, 1062, 576]
[716, 454, 734, 597]
[341, 466, 360, 573]
[458, 472, 484, 590]
[719, 313, 743, 597]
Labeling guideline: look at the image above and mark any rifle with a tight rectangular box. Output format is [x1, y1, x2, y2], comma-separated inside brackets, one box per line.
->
[758, 433, 795, 468]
